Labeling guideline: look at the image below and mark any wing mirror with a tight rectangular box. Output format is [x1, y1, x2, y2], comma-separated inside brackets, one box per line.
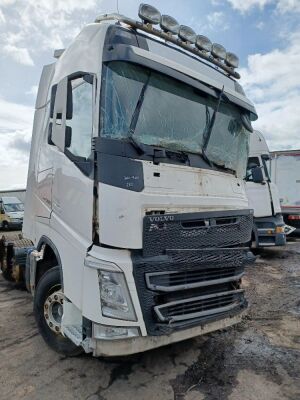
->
[251, 166, 264, 183]
[241, 113, 253, 132]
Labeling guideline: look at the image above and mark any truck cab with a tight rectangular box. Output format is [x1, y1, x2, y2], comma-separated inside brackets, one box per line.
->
[245, 130, 285, 247]
[20, 5, 258, 356]
[0, 196, 24, 230]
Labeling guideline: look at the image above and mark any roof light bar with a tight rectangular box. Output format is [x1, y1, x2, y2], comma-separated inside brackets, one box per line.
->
[178, 25, 196, 44]
[195, 35, 212, 52]
[138, 4, 161, 25]
[94, 12, 241, 79]
[160, 14, 180, 35]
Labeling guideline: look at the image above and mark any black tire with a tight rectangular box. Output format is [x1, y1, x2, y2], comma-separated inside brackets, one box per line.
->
[2, 221, 9, 230]
[1, 267, 14, 281]
[33, 266, 83, 356]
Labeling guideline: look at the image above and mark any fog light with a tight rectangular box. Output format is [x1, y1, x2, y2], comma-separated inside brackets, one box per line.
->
[160, 14, 180, 35]
[138, 4, 161, 24]
[211, 43, 226, 60]
[178, 25, 196, 43]
[275, 226, 285, 233]
[225, 52, 239, 68]
[196, 35, 212, 52]
[93, 324, 140, 340]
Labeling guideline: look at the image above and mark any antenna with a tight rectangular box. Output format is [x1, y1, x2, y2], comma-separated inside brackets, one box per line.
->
[116, 0, 119, 13]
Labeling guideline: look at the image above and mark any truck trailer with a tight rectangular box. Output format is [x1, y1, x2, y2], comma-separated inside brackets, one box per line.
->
[245, 131, 286, 247]
[271, 150, 300, 233]
[0, 5, 257, 357]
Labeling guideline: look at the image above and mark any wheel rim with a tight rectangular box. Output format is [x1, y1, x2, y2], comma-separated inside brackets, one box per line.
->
[44, 286, 64, 334]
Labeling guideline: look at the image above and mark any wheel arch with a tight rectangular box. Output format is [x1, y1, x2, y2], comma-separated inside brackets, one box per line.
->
[35, 236, 64, 289]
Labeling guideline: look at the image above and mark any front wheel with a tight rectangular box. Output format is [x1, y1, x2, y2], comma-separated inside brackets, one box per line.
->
[33, 266, 83, 356]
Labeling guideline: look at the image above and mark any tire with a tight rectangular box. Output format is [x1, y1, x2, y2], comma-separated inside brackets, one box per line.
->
[33, 266, 83, 356]
[2, 221, 9, 230]
[1, 267, 14, 281]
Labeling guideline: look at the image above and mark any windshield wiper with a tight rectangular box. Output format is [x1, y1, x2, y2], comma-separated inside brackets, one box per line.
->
[127, 72, 151, 155]
[127, 135, 144, 155]
[201, 85, 225, 165]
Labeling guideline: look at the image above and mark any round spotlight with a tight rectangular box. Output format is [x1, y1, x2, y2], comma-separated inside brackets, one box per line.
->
[211, 43, 226, 60]
[195, 35, 212, 52]
[178, 25, 196, 44]
[225, 52, 239, 68]
[138, 4, 161, 25]
[160, 15, 180, 35]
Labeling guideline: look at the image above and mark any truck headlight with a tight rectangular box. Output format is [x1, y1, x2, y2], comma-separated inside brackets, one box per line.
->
[98, 271, 136, 321]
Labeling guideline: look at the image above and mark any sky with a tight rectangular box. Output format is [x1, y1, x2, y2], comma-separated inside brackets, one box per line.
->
[0, 0, 300, 189]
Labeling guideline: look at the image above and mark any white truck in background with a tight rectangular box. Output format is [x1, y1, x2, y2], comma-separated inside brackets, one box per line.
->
[271, 150, 300, 233]
[0, 196, 24, 230]
[0, 4, 257, 357]
[245, 131, 286, 247]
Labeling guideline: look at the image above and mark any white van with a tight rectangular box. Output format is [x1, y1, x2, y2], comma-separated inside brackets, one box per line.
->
[0, 196, 24, 229]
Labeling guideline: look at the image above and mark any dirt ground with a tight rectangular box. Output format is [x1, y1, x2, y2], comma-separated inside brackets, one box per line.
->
[0, 233, 300, 400]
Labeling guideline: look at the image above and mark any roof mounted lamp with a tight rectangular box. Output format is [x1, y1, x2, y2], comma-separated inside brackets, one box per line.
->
[138, 3, 161, 25]
[195, 35, 212, 52]
[178, 25, 196, 44]
[225, 52, 239, 69]
[211, 43, 226, 61]
[160, 14, 180, 35]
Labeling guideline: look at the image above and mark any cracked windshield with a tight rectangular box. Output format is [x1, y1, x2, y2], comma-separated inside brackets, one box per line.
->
[100, 61, 250, 178]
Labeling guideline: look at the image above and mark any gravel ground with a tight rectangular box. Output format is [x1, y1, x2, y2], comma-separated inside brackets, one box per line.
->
[0, 233, 299, 400]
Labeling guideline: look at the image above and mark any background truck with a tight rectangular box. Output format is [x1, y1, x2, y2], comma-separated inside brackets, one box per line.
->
[0, 4, 257, 357]
[270, 150, 300, 233]
[245, 131, 286, 247]
[0, 196, 24, 230]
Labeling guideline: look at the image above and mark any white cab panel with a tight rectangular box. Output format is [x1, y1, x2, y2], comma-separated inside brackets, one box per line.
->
[99, 161, 248, 249]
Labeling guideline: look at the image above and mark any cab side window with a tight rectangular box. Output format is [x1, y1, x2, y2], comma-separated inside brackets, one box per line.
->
[66, 78, 93, 159]
[246, 157, 260, 181]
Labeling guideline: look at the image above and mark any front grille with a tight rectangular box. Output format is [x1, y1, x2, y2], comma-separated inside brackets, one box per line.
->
[132, 247, 252, 335]
[143, 209, 253, 257]
[146, 265, 242, 292]
[154, 290, 244, 322]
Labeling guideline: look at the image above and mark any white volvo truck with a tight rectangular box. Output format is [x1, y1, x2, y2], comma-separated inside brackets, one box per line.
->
[271, 150, 300, 233]
[0, 5, 258, 356]
[245, 130, 286, 247]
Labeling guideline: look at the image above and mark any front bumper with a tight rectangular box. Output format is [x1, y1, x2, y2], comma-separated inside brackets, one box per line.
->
[254, 215, 286, 247]
[82, 209, 253, 356]
[7, 219, 23, 228]
[92, 313, 244, 357]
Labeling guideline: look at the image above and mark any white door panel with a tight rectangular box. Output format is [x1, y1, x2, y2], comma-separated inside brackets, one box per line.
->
[52, 148, 93, 242]
[269, 182, 281, 214]
[246, 181, 272, 218]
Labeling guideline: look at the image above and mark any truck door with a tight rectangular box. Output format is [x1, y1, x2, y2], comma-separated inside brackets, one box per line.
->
[49, 73, 95, 244]
[246, 156, 272, 217]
